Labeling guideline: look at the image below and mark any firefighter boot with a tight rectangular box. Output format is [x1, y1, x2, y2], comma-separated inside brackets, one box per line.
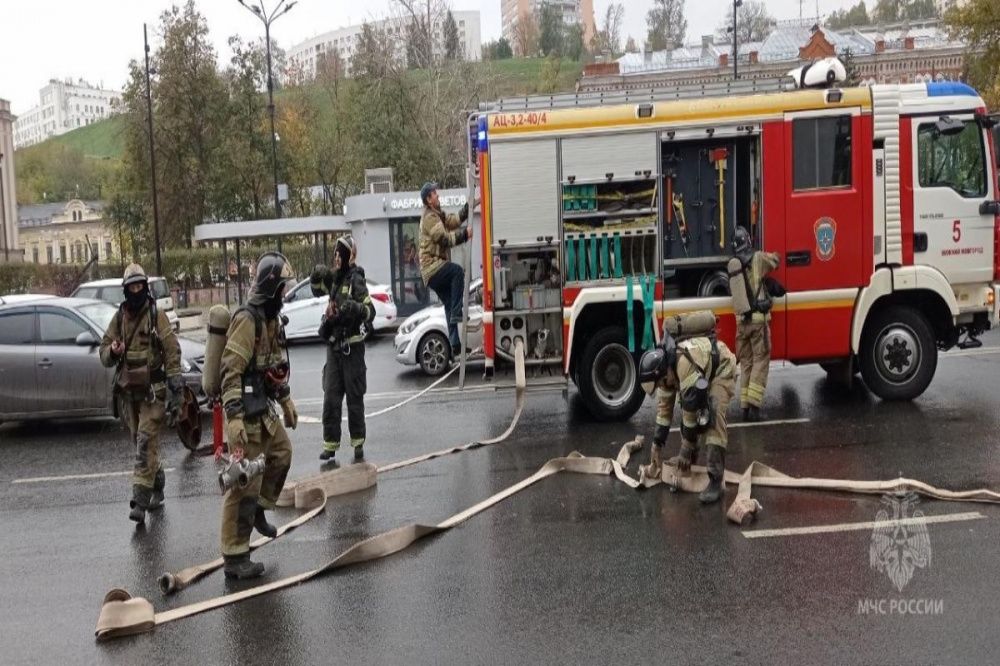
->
[148, 468, 166, 510]
[129, 485, 151, 523]
[223, 553, 265, 580]
[742, 407, 750, 422]
[254, 505, 278, 539]
[699, 445, 726, 504]
[746, 406, 763, 423]
[353, 444, 365, 462]
[319, 441, 338, 461]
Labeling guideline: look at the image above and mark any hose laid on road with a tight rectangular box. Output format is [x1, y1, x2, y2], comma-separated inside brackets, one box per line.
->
[95, 437, 1000, 641]
[155, 344, 523, 594]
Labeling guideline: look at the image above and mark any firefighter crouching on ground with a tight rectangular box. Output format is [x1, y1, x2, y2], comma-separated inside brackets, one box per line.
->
[219, 252, 298, 579]
[315, 236, 375, 462]
[638, 311, 737, 504]
[419, 182, 473, 358]
[727, 227, 780, 422]
[100, 263, 184, 524]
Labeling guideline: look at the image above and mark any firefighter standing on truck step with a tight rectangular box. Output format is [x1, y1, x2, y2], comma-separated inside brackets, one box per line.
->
[100, 263, 184, 524]
[638, 311, 737, 505]
[419, 182, 473, 358]
[317, 236, 375, 463]
[219, 252, 298, 580]
[727, 227, 780, 422]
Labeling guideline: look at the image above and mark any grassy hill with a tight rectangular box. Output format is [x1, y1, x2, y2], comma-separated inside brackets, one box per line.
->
[19, 58, 583, 161]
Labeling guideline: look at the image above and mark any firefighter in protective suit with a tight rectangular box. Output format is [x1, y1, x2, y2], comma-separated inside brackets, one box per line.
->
[638, 318, 737, 504]
[727, 227, 780, 422]
[219, 252, 298, 579]
[100, 263, 183, 524]
[316, 236, 375, 462]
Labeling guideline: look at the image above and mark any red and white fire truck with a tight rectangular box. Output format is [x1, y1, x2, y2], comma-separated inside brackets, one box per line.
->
[468, 77, 1000, 421]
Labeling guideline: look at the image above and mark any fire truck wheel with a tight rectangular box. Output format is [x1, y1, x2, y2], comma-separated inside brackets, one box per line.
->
[417, 331, 451, 377]
[698, 269, 731, 298]
[859, 306, 937, 401]
[577, 326, 645, 421]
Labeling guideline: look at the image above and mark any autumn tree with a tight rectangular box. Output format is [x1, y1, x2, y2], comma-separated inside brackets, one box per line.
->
[826, 1, 871, 29]
[512, 10, 540, 57]
[646, 0, 687, 51]
[591, 3, 625, 56]
[946, 0, 1000, 108]
[717, 0, 775, 45]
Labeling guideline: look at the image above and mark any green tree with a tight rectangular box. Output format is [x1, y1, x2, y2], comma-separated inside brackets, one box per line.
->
[841, 47, 861, 86]
[14, 142, 114, 204]
[539, 3, 565, 57]
[352, 22, 397, 79]
[826, 1, 871, 30]
[482, 38, 514, 60]
[646, 0, 687, 51]
[946, 0, 1000, 109]
[444, 10, 461, 60]
[564, 23, 586, 61]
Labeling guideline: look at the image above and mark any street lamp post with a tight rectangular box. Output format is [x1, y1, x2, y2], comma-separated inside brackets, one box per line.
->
[236, 0, 297, 252]
[728, 0, 743, 80]
[144, 23, 163, 274]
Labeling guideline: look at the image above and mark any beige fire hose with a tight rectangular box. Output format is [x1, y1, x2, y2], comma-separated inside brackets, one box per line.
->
[96, 434, 1000, 641]
[155, 344, 522, 596]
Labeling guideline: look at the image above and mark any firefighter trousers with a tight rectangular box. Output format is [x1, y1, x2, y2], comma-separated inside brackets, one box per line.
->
[322, 341, 367, 448]
[121, 390, 166, 490]
[220, 420, 292, 556]
[736, 320, 771, 409]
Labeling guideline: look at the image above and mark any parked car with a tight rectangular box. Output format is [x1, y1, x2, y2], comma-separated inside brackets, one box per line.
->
[282, 276, 397, 341]
[0, 294, 56, 306]
[394, 279, 484, 376]
[72, 277, 180, 331]
[0, 297, 205, 424]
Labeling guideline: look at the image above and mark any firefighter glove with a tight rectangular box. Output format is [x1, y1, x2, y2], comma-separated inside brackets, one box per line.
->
[280, 397, 298, 430]
[227, 416, 248, 452]
[459, 202, 469, 222]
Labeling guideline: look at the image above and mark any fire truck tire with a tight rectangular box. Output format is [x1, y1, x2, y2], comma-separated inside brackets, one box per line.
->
[859, 306, 937, 401]
[577, 326, 645, 421]
[698, 269, 731, 297]
[417, 332, 451, 377]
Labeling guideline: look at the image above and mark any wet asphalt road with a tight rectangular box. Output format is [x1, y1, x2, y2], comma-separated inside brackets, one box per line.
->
[2, 332, 1000, 665]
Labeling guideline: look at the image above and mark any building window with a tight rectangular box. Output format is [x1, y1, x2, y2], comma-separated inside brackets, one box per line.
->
[793, 115, 853, 190]
[47, 247, 54, 264]
[105, 241, 113, 259]
[917, 119, 986, 198]
[32, 247, 39, 263]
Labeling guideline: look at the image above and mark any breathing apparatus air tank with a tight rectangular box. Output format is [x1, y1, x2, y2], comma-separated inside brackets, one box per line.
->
[202, 305, 232, 397]
[663, 310, 717, 342]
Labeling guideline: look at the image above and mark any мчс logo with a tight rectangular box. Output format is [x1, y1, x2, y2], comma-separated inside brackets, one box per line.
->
[869, 492, 932, 592]
[814, 217, 837, 262]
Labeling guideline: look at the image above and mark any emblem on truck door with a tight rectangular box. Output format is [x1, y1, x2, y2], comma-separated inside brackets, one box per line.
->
[814, 217, 837, 262]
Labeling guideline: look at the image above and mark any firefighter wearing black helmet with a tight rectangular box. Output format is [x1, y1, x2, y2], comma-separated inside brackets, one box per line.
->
[100, 263, 183, 524]
[218, 252, 298, 580]
[727, 227, 780, 422]
[316, 235, 375, 462]
[638, 312, 736, 504]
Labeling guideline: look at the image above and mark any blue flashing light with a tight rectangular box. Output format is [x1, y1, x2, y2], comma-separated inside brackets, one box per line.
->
[477, 116, 488, 153]
[926, 82, 978, 98]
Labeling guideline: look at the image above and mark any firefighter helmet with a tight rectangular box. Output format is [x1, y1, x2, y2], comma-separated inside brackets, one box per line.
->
[250, 252, 294, 301]
[638, 333, 677, 396]
[732, 227, 752, 259]
[123, 263, 148, 287]
[335, 235, 357, 267]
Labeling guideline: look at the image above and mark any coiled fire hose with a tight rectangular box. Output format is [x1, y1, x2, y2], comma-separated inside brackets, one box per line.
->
[96, 343, 1000, 641]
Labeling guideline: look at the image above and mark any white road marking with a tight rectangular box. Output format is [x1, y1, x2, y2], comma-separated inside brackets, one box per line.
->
[742, 511, 985, 539]
[13, 467, 176, 485]
[730, 418, 810, 429]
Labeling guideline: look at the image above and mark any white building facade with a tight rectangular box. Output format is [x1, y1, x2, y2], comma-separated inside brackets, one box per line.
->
[287, 10, 481, 79]
[13, 78, 121, 149]
[1, 98, 20, 262]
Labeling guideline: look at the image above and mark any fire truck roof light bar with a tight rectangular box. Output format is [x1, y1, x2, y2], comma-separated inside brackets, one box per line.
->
[926, 82, 978, 98]
[479, 76, 794, 113]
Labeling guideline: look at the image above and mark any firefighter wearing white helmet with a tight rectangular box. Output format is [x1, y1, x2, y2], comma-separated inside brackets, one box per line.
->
[638, 311, 736, 504]
[726, 226, 780, 422]
[218, 251, 297, 580]
[99, 263, 183, 524]
[318, 235, 375, 463]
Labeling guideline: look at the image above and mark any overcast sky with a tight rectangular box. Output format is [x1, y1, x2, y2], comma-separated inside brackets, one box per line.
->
[0, 0, 861, 114]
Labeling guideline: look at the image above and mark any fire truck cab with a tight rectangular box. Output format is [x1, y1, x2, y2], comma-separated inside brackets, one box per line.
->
[471, 78, 1000, 421]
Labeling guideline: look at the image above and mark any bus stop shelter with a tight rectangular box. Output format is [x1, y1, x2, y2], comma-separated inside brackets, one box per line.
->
[193, 215, 349, 306]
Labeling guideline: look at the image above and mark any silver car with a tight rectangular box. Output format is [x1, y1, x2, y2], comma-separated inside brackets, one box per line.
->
[0, 297, 205, 423]
[394, 279, 484, 376]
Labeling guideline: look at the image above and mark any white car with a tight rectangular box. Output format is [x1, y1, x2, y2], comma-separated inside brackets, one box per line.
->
[282, 277, 397, 341]
[72, 277, 179, 331]
[394, 279, 484, 376]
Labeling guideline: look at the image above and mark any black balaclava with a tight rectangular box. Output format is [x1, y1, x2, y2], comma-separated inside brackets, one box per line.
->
[262, 288, 284, 320]
[124, 286, 149, 314]
[334, 243, 352, 282]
